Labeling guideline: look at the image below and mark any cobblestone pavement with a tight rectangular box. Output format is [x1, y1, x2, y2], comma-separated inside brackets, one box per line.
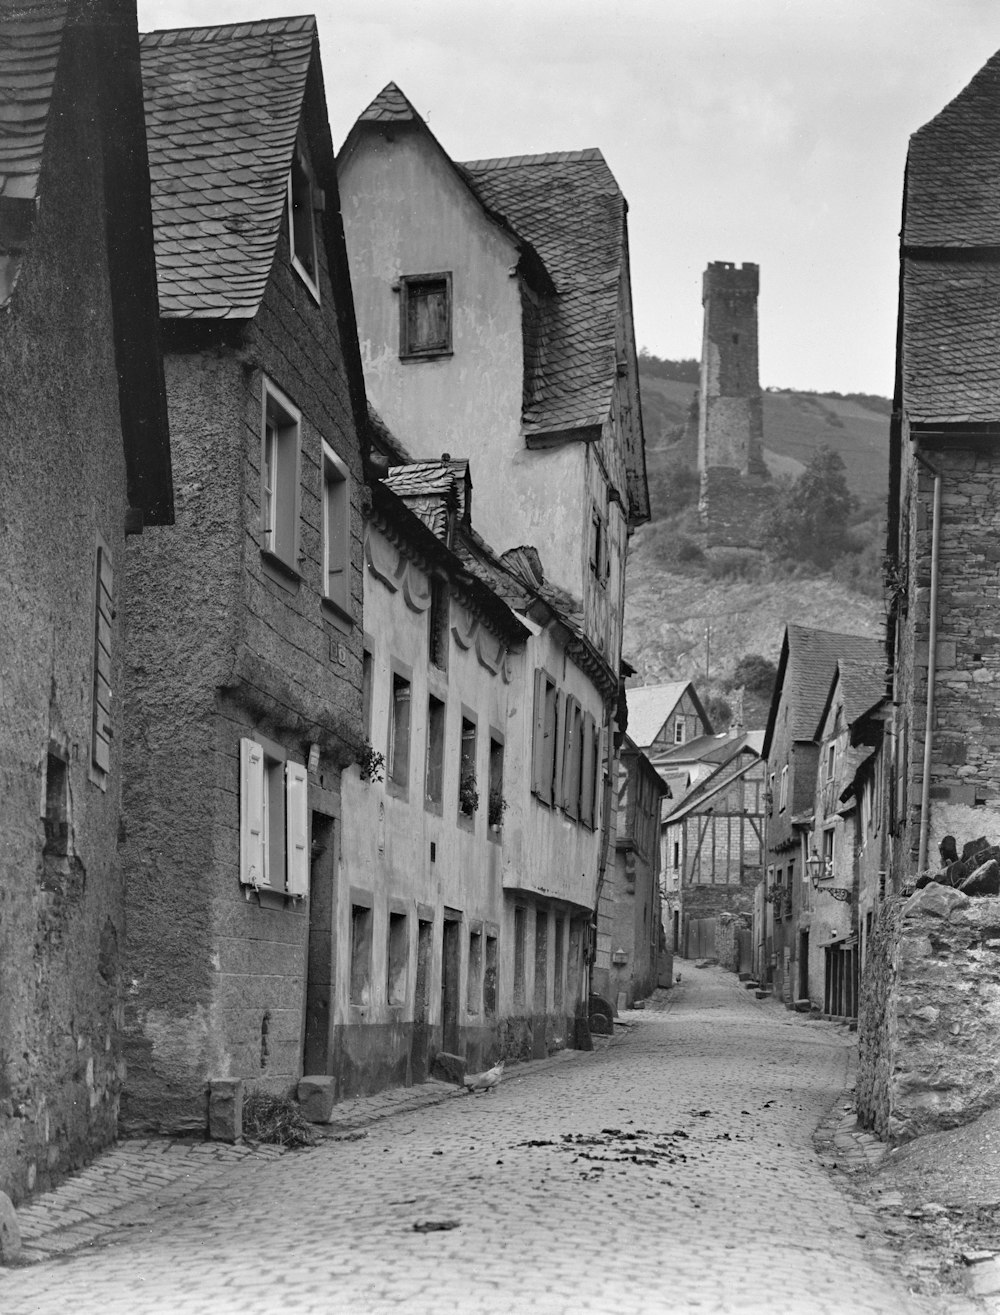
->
[0, 964, 949, 1314]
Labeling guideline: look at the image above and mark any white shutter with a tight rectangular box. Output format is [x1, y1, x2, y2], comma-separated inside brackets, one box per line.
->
[240, 738, 266, 887]
[285, 760, 309, 897]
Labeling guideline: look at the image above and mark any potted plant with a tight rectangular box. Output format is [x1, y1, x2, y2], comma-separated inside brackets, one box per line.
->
[459, 769, 479, 816]
[488, 784, 508, 830]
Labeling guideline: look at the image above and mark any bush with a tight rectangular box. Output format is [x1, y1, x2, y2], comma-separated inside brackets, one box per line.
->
[703, 693, 733, 731]
[728, 654, 778, 701]
[661, 458, 700, 513]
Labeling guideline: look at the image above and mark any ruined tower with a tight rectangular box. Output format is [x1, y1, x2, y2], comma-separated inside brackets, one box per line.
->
[698, 261, 770, 545]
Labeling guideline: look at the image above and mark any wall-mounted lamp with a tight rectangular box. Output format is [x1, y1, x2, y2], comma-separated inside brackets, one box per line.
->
[806, 848, 852, 902]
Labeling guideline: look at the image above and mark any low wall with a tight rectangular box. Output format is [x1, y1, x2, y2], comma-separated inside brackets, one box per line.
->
[858, 885, 1000, 1143]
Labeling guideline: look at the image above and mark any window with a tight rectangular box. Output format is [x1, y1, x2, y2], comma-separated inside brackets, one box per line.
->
[822, 828, 835, 875]
[534, 912, 548, 1012]
[484, 934, 498, 1016]
[44, 752, 69, 856]
[532, 670, 558, 806]
[674, 718, 686, 745]
[425, 695, 445, 810]
[562, 700, 583, 820]
[554, 918, 565, 1010]
[779, 764, 789, 811]
[239, 737, 309, 896]
[261, 380, 301, 569]
[513, 907, 527, 1007]
[322, 442, 350, 613]
[580, 713, 599, 829]
[362, 645, 373, 738]
[672, 840, 681, 870]
[350, 902, 373, 1005]
[399, 272, 452, 358]
[459, 714, 478, 819]
[826, 741, 836, 782]
[488, 733, 505, 835]
[428, 577, 449, 670]
[90, 538, 114, 786]
[589, 507, 608, 582]
[387, 911, 408, 1006]
[388, 669, 411, 789]
[288, 144, 320, 301]
[467, 928, 483, 1013]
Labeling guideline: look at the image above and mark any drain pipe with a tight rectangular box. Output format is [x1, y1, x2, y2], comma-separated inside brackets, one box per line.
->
[914, 452, 942, 875]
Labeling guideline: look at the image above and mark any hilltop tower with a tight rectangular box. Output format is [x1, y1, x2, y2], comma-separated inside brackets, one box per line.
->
[698, 261, 770, 544]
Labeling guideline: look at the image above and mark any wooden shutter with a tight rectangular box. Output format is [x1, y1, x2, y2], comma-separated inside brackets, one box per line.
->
[531, 669, 546, 799]
[580, 712, 595, 828]
[552, 690, 566, 810]
[563, 698, 580, 819]
[240, 738, 266, 887]
[91, 544, 114, 774]
[285, 761, 309, 897]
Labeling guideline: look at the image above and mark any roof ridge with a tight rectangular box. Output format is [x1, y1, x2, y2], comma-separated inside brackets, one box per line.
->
[141, 15, 315, 46]
[461, 147, 605, 171]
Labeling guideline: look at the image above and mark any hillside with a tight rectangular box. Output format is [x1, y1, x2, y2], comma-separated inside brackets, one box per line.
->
[624, 359, 888, 717]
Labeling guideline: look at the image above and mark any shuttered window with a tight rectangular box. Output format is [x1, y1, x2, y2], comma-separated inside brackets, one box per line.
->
[91, 539, 114, 783]
[240, 737, 309, 898]
[399, 273, 452, 358]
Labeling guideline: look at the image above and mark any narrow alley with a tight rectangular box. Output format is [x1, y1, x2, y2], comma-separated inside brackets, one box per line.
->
[0, 966, 933, 1315]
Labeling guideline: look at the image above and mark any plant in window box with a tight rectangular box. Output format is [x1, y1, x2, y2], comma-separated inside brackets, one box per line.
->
[488, 785, 508, 831]
[459, 769, 479, 816]
[358, 740, 385, 784]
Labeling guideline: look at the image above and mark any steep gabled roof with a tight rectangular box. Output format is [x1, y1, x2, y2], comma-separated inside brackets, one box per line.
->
[901, 49, 1000, 426]
[815, 657, 887, 742]
[1, 0, 172, 524]
[139, 16, 316, 318]
[383, 458, 470, 544]
[343, 83, 648, 523]
[0, 0, 65, 205]
[763, 625, 882, 756]
[461, 150, 624, 441]
[663, 751, 761, 825]
[625, 681, 711, 749]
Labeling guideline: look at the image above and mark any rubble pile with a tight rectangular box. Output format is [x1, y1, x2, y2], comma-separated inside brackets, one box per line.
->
[914, 835, 1000, 897]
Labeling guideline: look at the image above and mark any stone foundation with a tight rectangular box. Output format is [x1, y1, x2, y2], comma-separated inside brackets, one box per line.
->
[858, 886, 1000, 1143]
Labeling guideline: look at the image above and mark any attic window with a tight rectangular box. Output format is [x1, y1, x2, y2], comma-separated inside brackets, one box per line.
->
[288, 147, 321, 303]
[399, 273, 452, 359]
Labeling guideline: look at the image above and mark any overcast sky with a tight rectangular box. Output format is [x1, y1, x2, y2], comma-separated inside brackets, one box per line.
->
[138, 0, 1000, 396]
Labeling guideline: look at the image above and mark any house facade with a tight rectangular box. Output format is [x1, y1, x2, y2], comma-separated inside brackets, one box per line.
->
[661, 737, 765, 966]
[119, 17, 369, 1133]
[338, 84, 648, 1033]
[803, 659, 888, 1017]
[609, 738, 669, 1006]
[0, 1, 171, 1200]
[760, 626, 882, 1002]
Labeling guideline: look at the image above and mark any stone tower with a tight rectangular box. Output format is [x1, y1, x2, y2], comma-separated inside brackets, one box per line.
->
[698, 261, 770, 544]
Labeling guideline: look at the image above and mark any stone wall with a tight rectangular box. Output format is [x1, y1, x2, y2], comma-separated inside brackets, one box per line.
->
[858, 885, 1000, 1143]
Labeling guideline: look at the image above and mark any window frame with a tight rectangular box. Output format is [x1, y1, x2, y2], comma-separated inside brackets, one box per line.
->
[287, 143, 321, 303]
[239, 736, 309, 899]
[398, 271, 453, 360]
[424, 693, 446, 814]
[387, 663, 413, 798]
[321, 440, 351, 617]
[260, 378, 302, 573]
[458, 709, 478, 827]
[779, 763, 789, 812]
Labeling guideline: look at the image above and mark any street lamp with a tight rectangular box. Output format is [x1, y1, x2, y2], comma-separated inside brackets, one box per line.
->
[806, 847, 852, 902]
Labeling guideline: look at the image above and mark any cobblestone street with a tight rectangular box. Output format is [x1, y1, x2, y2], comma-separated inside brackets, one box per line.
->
[0, 965, 942, 1314]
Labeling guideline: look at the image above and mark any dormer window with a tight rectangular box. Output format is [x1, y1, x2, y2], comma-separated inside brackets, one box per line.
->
[288, 145, 321, 302]
[399, 272, 452, 358]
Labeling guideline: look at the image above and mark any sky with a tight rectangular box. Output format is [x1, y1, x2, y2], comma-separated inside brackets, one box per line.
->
[138, 0, 1000, 396]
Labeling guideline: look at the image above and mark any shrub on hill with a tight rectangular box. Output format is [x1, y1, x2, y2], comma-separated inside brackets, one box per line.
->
[767, 447, 856, 569]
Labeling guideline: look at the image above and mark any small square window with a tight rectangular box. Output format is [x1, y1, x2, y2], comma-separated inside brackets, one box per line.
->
[399, 273, 452, 358]
[261, 380, 301, 570]
[674, 719, 686, 745]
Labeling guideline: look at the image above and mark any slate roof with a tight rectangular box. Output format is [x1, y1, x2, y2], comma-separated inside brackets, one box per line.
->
[784, 627, 883, 742]
[0, 1, 65, 203]
[835, 658, 887, 728]
[901, 49, 1000, 424]
[383, 459, 470, 542]
[625, 682, 707, 749]
[139, 16, 316, 318]
[461, 150, 624, 440]
[905, 50, 1000, 251]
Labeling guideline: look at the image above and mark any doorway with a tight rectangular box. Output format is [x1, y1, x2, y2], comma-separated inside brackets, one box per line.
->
[798, 930, 809, 1001]
[303, 812, 336, 1074]
[410, 917, 434, 1082]
[441, 911, 461, 1054]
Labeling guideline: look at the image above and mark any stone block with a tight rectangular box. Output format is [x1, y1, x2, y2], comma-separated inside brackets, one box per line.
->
[902, 884, 970, 920]
[297, 1075, 336, 1124]
[431, 1052, 467, 1085]
[960, 859, 1000, 897]
[793, 999, 812, 1013]
[0, 1192, 21, 1264]
[208, 1078, 243, 1144]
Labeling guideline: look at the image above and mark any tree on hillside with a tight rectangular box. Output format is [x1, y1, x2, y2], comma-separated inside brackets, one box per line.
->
[728, 654, 777, 702]
[769, 446, 856, 568]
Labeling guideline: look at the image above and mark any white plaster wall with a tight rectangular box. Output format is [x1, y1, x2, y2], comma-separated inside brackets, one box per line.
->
[339, 129, 590, 607]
